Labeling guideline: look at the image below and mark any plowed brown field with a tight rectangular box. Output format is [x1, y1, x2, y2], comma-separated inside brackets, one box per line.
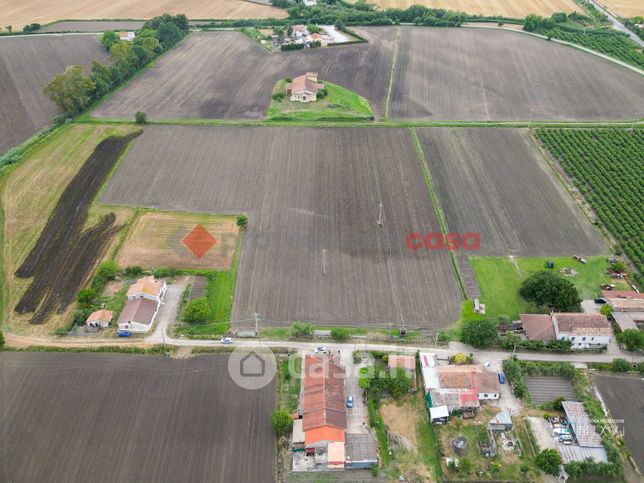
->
[0, 35, 108, 154]
[101, 125, 462, 330]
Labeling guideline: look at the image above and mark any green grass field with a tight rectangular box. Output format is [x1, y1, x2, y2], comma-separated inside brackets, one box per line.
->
[267, 79, 373, 122]
[464, 256, 629, 322]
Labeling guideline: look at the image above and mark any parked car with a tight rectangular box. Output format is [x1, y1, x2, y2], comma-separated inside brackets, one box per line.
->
[594, 297, 607, 304]
[498, 372, 506, 384]
[118, 331, 132, 337]
[346, 396, 354, 408]
[553, 427, 571, 436]
[220, 337, 233, 344]
[314, 346, 327, 354]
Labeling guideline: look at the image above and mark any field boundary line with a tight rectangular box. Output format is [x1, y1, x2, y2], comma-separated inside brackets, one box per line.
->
[462, 24, 644, 76]
[409, 128, 466, 299]
[384, 26, 401, 119]
[527, 129, 613, 252]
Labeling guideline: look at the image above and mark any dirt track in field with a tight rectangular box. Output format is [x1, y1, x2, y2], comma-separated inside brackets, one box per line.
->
[15, 133, 139, 324]
[101, 125, 462, 330]
[390, 27, 644, 120]
[0, 352, 275, 483]
[116, 211, 239, 270]
[0, 35, 108, 155]
[0, 0, 286, 31]
[417, 128, 606, 256]
[93, 28, 397, 119]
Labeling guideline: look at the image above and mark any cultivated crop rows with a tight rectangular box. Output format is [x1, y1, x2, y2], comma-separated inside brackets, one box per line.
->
[417, 128, 606, 256]
[1, 352, 275, 483]
[0, 35, 108, 154]
[537, 128, 643, 282]
[101, 125, 462, 330]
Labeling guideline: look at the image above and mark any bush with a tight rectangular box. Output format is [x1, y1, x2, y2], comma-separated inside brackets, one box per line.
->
[536, 448, 562, 475]
[460, 319, 498, 348]
[611, 358, 631, 372]
[183, 298, 211, 324]
[289, 321, 314, 338]
[135, 111, 147, 124]
[73, 308, 92, 326]
[77, 288, 97, 307]
[153, 267, 177, 278]
[271, 410, 293, 437]
[92, 261, 120, 291]
[330, 327, 350, 341]
[23, 23, 41, 32]
[520, 270, 581, 312]
[281, 43, 305, 51]
[0, 329, 4, 348]
[370, 464, 378, 476]
[124, 265, 143, 276]
[272, 92, 285, 101]
[236, 213, 248, 229]
[617, 329, 643, 352]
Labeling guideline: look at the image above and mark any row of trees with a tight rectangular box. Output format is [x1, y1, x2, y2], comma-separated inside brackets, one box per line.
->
[43, 14, 188, 118]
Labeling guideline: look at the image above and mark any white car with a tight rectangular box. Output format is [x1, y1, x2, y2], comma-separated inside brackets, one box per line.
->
[314, 346, 327, 354]
[220, 337, 233, 344]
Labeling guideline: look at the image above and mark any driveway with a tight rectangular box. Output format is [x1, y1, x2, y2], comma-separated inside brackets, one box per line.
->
[339, 349, 369, 434]
[146, 277, 188, 344]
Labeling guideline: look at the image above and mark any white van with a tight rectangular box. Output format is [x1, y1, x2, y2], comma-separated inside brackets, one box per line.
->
[553, 427, 571, 436]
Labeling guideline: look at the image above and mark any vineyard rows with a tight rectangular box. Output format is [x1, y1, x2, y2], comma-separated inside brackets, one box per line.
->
[537, 128, 643, 284]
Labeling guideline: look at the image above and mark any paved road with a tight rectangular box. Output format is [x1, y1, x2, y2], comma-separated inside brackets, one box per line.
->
[587, 0, 644, 47]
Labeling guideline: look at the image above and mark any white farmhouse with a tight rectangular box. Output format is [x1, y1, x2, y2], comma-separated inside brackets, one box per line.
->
[521, 312, 611, 349]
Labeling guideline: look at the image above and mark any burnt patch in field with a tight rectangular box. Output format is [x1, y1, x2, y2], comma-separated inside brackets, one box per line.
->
[15, 132, 139, 324]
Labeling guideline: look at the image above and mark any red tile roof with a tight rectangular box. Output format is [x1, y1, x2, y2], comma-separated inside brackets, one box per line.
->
[553, 313, 610, 333]
[117, 298, 157, 326]
[474, 371, 500, 394]
[288, 72, 324, 96]
[388, 355, 415, 371]
[302, 355, 346, 433]
[520, 314, 555, 340]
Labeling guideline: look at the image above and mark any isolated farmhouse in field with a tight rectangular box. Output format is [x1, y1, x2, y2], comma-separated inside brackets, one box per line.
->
[285, 72, 324, 103]
[118, 31, 136, 42]
[118, 276, 166, 332]
[85, 309, 113, 329]
[521, 313, 611, 349]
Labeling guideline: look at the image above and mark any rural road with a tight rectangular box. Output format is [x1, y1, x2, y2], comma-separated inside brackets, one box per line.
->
[586, 0, 644, 47]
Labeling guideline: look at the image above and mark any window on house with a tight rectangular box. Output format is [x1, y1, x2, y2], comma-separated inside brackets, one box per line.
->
[571, 337, 575, 341]
[582, 337, 586, 341]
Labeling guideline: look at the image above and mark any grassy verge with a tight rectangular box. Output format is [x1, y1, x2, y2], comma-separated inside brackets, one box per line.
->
[461, 255, 628, 322]
[278, 354, 301, 413]
[2, 344, 174, 355]
[368, 398, 392, 466]
[174, 240, 241, 337]
[267, 79, 373, 122]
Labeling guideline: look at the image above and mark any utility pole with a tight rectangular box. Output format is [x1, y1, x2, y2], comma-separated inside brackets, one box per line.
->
[377, 202, 384, 227]
[254, 312, 259, 335]
[322, 249, 327, 274]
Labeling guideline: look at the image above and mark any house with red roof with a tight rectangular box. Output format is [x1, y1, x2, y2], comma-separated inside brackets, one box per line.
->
[285, 72, 324, 103]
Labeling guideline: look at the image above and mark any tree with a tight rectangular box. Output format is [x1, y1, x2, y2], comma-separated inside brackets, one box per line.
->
[135, 111, 147, 124]
[307, 24, 320, 33]
[157, 21, 182, 48]
[389, 367, 412, 398]
[77, 288, 97, 307]
[358, 367, 371, 390]
[101, 31, 119, 51]
[271, 410, 293, 437]
[330, 327, 350, 341]
[617, 329, 644, 351]
[236, 214, 248, 229]
[600, 304, 613, 318]
[520, 270, 581, 312]
[183, 298, 211, 323]
[334, 19, 345, 31]
[43, 66, 95, 117]
[460, 319, 498, 348]
[73, 308, 92, 326]
[536, 449, 562, 475]
[611, 358, 631, 372]
[110, 41, 136, 77]
[611, 261, 626, 273]
[90, 61, 113, 97]
[289, 321, 314, 338]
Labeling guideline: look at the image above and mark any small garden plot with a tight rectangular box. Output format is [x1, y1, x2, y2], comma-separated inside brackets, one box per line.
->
[524, 376, 577, 405]
[115, 211, 239, 271]
[267, 79, 374, 121]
